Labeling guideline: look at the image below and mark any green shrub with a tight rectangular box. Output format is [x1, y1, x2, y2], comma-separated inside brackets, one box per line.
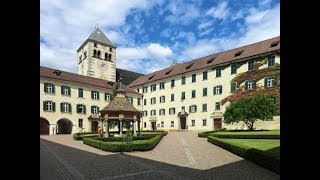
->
[83, 138, 102, 149]
[207, 136, 279, 174]
[73, 133, 98, 140]
[198, 128, 226, 138]
[211, 134, 280, 139]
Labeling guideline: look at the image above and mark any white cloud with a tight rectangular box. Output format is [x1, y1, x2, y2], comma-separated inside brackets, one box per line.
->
[199, 28, 214, 37]
[231, 9, 245, 21]
[206, 1, 229, 19]
[164, 2, 200, 25]
[176, 32, 196, 44]
[198, 21, 213, 30]
[245, 8, 270, 24]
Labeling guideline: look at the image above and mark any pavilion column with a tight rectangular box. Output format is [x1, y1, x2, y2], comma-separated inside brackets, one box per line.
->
[119, 114, 124, 137]
[138, 120, 141, 136]
[105, 120, 109, 137]
[133, 115, 137, 136]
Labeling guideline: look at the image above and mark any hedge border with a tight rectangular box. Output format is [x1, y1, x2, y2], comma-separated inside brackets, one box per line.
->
[207, 136, 279, 174]
[198, 128, 226, 138]
[210, 134, 280, 139]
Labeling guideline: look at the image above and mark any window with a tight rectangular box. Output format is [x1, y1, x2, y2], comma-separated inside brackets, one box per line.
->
[144, 99, 147, 105]
[137, 89, 140, 92]
[97, 51, 101, 58]
[110, 47, 113, 52]
[202, 119, 207, 126]
[127, 96, 133, 104]
[203, 71, 208, 80]
[94, 43, 97, 47]
[265, 77, 275, 87]
[151, 97, 156, 104]
[143, 86, 148, 93]
[143, 111, 148, 116]
[160, 96, 165, 103]
[234, 50, 244, 57]
[192, 74, 196, 82]
[171, 94, 175, 101]
[93, 50, 97, 57]
[78, 88, 84, 98]
[181, 76, 186, 85]
[171, 121, 174, 127]
[169, 108, 176, 115]
[245, 80, 256, 90]
[248, 60, 255, 71]
[159, 109, 165, 116]
[91, 106, 99, 114]
[151, 84, 156, 92]
[61, 86, 71, 96]
[215, 102, 221, 110]
[181, 92, 186, 100]
[105, 53, 108, 60]
[161, 121, 164, 127]
[78, 119, 83, 128]
[231, 83, 237, 92]
[213, 85, 223, 95]
[43, 101, 55, 112]
[160, 82, 165, 89]
[231, 64, 237, 74]
[44, 83, 55, 94]
[203, 88, 207, 96]
[60, 102, 71, 113]
[189, 105, 197, 113]
[171, 79, 175, 87]
[144, 122, 147, 128]
[216, 67, 221, 77]
[77, 104, 86, 114]
[105, 93, 111, 102]
[268, 55, 275, 67]
[191, 90, 196, 98]
[151, 110, 156, 116]
[137, 98, 141, 105]
[202, 104, 207, 112]
[91, 91, 99, 100]
[191, 120, 195, 126]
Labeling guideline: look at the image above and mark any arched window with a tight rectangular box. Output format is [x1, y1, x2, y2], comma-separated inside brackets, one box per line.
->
[97, 51, 101, 58]
[93, 50, 97, 57]
[105, 53, 108, 60]
[109, 54, 112, 61]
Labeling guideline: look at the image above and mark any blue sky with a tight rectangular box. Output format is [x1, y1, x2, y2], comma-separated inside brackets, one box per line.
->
[40, 0, 280, 74]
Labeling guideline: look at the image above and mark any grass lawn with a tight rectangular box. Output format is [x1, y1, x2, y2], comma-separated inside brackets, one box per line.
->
[218, 138, 280, 159]
[212, 129, 280, 136]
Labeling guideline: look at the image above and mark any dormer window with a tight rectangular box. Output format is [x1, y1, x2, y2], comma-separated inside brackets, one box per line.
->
[148, 74, 156, 80]
[110, 47, 113, 52]
[94, 43, 97, 47]
[165, 69, 173, 75]
[234, 50, 244, 57]
[186, 63, 194, 69]
[270, 41, 279, 48]
[53, 70, 61, 76]
[207, 57, 216, 64]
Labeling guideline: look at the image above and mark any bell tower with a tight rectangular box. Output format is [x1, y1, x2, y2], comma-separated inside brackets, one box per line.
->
[77, 27, 117, 82]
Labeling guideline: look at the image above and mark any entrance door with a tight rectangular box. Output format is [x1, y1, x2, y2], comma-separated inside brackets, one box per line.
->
[180, 117, 186, 129]
[214, 118, 222, 129]
[151, 122, 156, 131]
[40, 118, 49, 135]
[91, 121, 99, 133]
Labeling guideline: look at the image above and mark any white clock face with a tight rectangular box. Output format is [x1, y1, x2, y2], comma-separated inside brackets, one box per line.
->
[97, 60, 108, 71]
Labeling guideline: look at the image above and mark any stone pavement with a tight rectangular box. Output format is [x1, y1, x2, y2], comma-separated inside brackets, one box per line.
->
[40, 131, 280, 179]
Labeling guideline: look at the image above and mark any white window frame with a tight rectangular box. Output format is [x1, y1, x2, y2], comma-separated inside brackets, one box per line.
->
[63, 103, 69, 112]
[215, 86, 221, 94]
[151, 110, 156, 116]
[46, 101, 53, 111]
[161, 121, 164, 127]
[160, 82, 165, 89]
[151, 85, 156, 91]
[78, 119, 83, 128]
[191, 105, 196, 112]
[105, 93, 111, 102]
[151, 98, 156, 104]
[171, 121, 174, 127]
[78, 104, 84, 113]
[62, 86, 69, 96]
[267, 78, 275, 87]
[160, 96, 165, 103]
[248, 81, 254, 90]
[92, 106, 98, 114]
[202, 119, 207, 126]
[169, 108, 175, 115]
[46, 84, 53, 93]
[92, 91, 98, 100]
[191, 120, 195, 126]
[160, 109, 165, 116]
[143, 87, 148, 93]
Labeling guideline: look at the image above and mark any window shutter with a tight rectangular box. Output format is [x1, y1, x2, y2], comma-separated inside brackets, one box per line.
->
[52, 84, 55, 93]
[97, 106, 100, 112]
[91, 91, 94, 99]
[110, 94, 113, 100]
[220, 86, 223, 94]
[264, 78, 268, 87]
[253, 80, 256, 89]
[76, 104, 79, 113]
[83, 105, 86, 114]
[60, 103, 63, 112]
[189, 106, 191, 112]
[61, 86, 64, 95]
[91, 106, 94, 113]
[273, 77, 277, 86]
[68, 87, 71, 96]
[43, 101, 46, 111]
[97, 92, 100, 99]
[69, 104, 72, 113]
[213, 87, 216, 95]
[195, 105, 197, 112]
[52, 102, 56, 112]
[245, 81, 248, 90]
[44, 83, 47, 92]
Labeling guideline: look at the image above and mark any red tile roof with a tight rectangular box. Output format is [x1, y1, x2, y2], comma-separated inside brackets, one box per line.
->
[40, 66, 141, 95]
[128, 36, 280, 87]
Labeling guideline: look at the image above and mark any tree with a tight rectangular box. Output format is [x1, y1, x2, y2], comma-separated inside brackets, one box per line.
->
[223, 95, 276, 131]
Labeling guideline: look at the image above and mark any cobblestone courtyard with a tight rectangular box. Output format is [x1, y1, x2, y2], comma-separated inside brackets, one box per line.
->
[40, 131, 280, 179]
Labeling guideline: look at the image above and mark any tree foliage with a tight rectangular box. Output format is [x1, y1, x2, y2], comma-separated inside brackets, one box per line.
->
[223, 95, 276, 130]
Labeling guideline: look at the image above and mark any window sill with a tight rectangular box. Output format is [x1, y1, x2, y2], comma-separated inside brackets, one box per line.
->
[91, 99, 100, 101]
[44, 110, 55, 112]
[215, 76, 221, 78]
[62, 95, 71, 97]
[202, 79, 208, 81]
[44, 92, 55, 95]
[202, 111, 208, 112]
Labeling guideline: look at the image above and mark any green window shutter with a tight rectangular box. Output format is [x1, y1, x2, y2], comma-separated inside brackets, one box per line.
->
[213, 87, 216, 95]
[76, 104, 79, 113]
[68, 87, 71, 96]
[83, 105, 86, 114]
[61, 86, 64, 95]
[52, 102, 56, 112]
[91, 106, 94, 113]
[220, 86, 222, 94]
[189, 106, 191, 112]
[69, 104, 72, 113]
[52, 84, 55, 93]
[91, 91, 94, 99]
[43, 101, 46, 111]
[44, 83, 48, 92]
[195, 105, 197, 112]
[60, 103, 63, 112]
[245, 81, 248, 90]
[273, 77, 277, 86]
[97, 92, 100, 99]
[97, 106, 100, 112]
[265, 78, 268, 87]
[253, 80, 256, 89]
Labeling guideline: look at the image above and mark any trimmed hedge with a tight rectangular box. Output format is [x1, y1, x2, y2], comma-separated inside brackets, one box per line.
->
[73, 133, 98, 140]
[198, 128, 226, 138]
[73, 130, 167, 140]
[210, 134, 280, 139]
[94, 134, 156, 142]
[83, 132, 166, 152]
[207, 136, 279, 174]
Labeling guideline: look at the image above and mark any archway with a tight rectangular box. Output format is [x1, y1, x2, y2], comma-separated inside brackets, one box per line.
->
[57, 119, 73, 134]
[91, 121, 99, 133]
[40, 118, 49, 135]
